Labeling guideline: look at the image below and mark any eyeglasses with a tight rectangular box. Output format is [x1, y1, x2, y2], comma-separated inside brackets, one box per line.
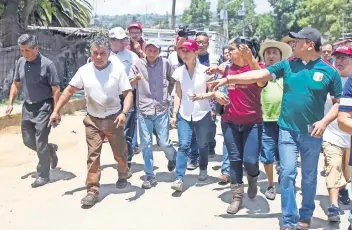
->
[196, 41, 209, 45]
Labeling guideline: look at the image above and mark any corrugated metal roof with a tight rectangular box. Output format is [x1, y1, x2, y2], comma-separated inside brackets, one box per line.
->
[27, 26, 101, 36]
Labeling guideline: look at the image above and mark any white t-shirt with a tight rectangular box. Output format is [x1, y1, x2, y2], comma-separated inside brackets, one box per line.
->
[172, 61, 212, 122]
[109, 49, 141, 78]
[323, 77, 350, 148]
[70, 62, 132, 118]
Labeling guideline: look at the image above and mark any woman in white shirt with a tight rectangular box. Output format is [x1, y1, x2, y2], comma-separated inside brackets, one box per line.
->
[171, 39, 213, 192]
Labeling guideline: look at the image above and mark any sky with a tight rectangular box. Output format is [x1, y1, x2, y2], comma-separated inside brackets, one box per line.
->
[93, 0, 272, 16]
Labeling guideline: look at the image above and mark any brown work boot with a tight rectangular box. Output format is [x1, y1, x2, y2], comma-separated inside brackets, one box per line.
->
[81, 192, 98, 207]
[247, 175, 258, 199]
[226, 183, 244, 214]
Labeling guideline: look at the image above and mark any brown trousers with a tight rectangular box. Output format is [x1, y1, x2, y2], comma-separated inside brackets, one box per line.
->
[83, 113, 128, 194]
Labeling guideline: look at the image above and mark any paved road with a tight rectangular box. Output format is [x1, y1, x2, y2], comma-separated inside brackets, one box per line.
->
[0, 111, 351, 230]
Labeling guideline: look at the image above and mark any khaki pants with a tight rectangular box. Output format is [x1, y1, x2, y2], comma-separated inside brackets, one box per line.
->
[323, 141, 350, 189]
[83, 113, 128, 194]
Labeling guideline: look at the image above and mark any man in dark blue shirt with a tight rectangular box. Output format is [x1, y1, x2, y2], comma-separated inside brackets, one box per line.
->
[6, 34, 60, 188]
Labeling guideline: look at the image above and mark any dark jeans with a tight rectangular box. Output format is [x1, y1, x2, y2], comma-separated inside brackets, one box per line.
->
[189, 118, 216, 161]
[120, 89, 137, 164]
[209, 118, 217, 155]
[221, 121, 262, 184]
[21, 99, 54, 178]
[189, 129, 199, 161]
[175, 112, 212, 179]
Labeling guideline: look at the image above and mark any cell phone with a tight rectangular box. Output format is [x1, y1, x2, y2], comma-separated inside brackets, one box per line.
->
[307, 124, 315, 134]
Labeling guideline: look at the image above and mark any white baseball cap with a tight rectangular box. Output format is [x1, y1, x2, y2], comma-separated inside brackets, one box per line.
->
[109, 27, 128, 40]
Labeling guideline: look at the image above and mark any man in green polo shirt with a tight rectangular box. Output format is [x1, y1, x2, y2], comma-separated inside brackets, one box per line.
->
[209, 27, 342, 230]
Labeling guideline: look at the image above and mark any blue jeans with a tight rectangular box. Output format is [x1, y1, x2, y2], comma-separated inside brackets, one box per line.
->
[209, 119, 217, 155]
[120, 90, 137, 164]
[132, 116, 138, 149]
[189, 129, 199, 161]
[221, 121, 262, 184]
[176, 112, 212, 180]
[260, 121, 280, 164]
[189, 119, 216, 161]
[279, 128, 323, 228]
[221, 143, 230, 175]
[138, 112, 176, 177]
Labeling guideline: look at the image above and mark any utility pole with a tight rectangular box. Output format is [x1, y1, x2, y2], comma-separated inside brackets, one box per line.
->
[171, 0, 176, 29]
[242, 0, 245, 37]
[223, 0, 228, 38]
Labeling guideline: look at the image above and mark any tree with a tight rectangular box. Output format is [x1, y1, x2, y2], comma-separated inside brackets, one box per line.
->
[268, 0, 305, 40]
[0, 0, 92, 28]
[297, 0, 352, 41]
[181, 0, 211, 29]
[254, 13, 275, 41]
[217, 0, 257, 38]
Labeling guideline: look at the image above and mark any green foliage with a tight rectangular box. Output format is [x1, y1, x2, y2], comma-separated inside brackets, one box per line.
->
[217, 0, 257, 38]
[181, 0, 211, 29]
[268, 0, 304, 40]
[254, 13, 275, 41]
[0, 3, 4, 15]
[0, 0, 92, 27]
[30, 0, 92, 27]
[297, 0, 352, 41]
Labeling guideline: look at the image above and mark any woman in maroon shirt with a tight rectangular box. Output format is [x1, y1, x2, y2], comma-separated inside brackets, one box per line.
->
[208, 37, 265, 214]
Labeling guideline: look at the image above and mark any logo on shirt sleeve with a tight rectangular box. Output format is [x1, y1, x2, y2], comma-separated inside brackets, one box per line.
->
[313, 72, 324, 82]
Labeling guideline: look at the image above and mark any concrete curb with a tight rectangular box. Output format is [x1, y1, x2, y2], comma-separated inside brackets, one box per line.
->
[0, 98, 86, 131]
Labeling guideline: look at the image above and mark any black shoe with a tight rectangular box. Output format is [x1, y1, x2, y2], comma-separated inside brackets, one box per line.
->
[31, 177, 49, 188]
[81, 193, 99, 207]
[116, 178, 128, 189]
[50, 144, 58, 169]
[167, 160, 176, 172]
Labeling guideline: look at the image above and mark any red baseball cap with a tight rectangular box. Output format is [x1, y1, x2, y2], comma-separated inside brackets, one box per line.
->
[128, 22, 143, 31]
[179, 40, 199, 51]
[332, 45, 352, 56]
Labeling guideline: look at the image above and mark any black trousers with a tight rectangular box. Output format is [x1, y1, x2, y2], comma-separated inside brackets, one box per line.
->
[21, 99, 53, 178]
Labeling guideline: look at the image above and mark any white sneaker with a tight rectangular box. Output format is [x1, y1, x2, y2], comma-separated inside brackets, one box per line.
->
[171, 179, 183, 192]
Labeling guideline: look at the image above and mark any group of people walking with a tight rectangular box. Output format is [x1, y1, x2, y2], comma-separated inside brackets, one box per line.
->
[5, 21, 352, 230]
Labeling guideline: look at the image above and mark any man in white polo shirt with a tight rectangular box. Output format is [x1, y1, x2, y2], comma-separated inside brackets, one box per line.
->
[49, 36, 133, 207]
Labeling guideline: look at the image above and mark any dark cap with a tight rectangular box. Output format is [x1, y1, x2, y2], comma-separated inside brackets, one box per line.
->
[289, 27, 322, 46]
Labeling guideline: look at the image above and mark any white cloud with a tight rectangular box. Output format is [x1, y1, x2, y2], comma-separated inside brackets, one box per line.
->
[93, 0, 272, 16]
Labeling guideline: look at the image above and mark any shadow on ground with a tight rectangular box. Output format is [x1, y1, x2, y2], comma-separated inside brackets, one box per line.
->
[101, 163, 148, 174]
[155, 172, 219, 197]
[63, 183, 145, 206]
[21, 167, 76, 184]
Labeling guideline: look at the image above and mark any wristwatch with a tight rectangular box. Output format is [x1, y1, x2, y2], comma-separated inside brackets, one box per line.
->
[122, 111, 128, 116]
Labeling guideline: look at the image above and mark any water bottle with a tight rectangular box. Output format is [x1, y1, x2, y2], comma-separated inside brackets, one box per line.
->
[219, 85, 230, 105]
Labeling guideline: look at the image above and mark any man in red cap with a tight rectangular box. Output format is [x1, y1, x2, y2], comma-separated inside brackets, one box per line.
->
[336, 45, 352, 228]
[126, 22, 146, 58]
[322, 45, 352, 222]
